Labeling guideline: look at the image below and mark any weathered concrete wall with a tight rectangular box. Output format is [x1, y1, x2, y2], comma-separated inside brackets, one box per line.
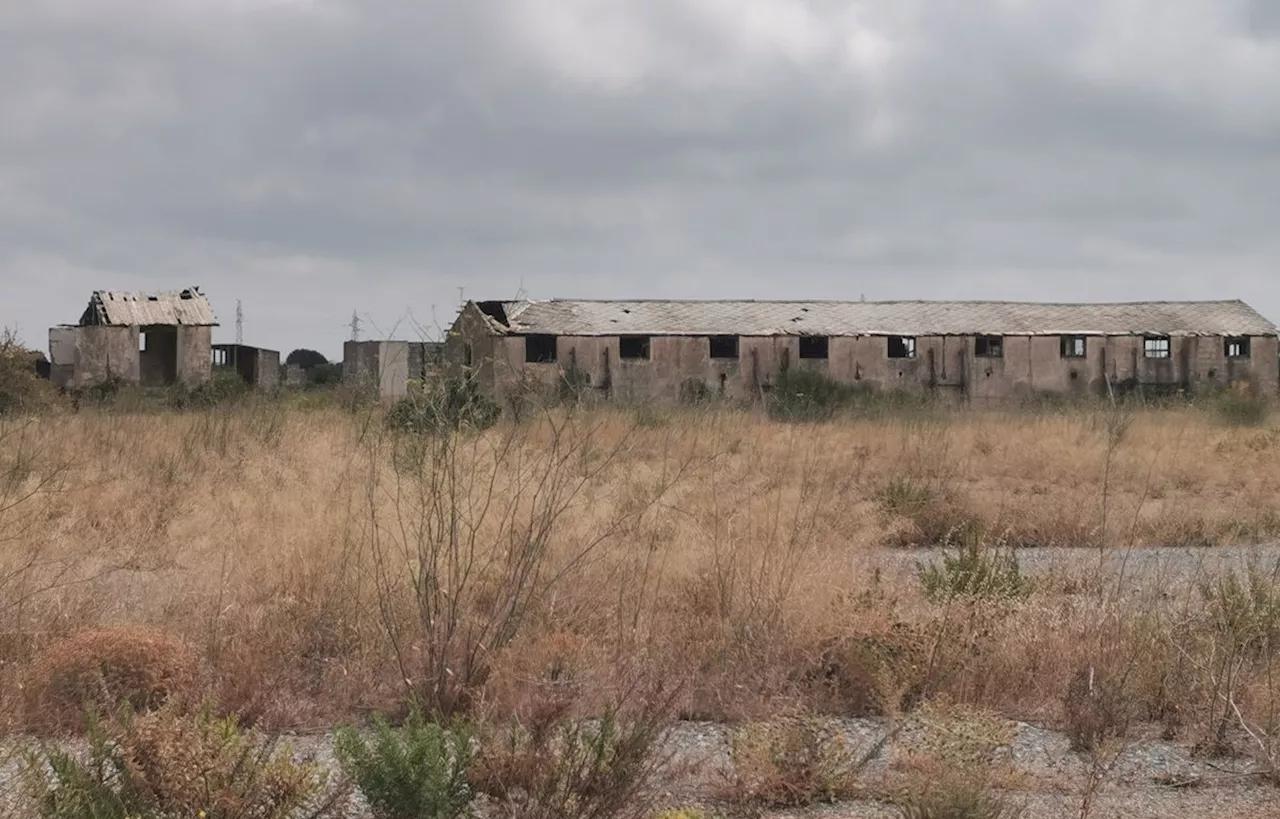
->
[343, 340, 381, 392]
[343, 339, 412, 400]
[48, 326, 140, 389]
[177, 326, 212, 388]
[407, 342, 443, 382]
[49, 327, 79, 389]
[215, 344, 280, 389]
[256, 348, 281, 390]
[443, 304, 499, 393]
[454, 328, 1280, 405]
[378, 341, 410, 400]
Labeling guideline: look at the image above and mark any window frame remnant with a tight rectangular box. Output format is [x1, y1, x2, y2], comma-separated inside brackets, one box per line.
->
[525, 334, 558, 364]
[1143, 335, 1171, 359]
[1060, 335, 1087, 359]
[619, 335, 651, 361]
[887, 336, 916, 359]
[798, 335, 829, 360]
[975, 335, 1003, 358]
[709, 335, 739, 360]
[1225, 336, 1251, 359]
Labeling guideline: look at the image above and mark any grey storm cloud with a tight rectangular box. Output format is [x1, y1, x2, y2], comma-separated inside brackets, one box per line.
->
[2, 0, 1279, 356]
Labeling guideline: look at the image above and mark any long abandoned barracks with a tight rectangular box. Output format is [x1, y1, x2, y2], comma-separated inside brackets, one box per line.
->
[443, 299, 1280, 405]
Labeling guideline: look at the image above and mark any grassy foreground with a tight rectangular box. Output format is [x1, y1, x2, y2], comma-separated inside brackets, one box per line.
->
[4, 395, 1280, 814]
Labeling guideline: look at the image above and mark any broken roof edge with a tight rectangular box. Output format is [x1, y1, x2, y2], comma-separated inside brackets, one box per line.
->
[82, 285, 219, 327]
[503, 297, 1258, 308]
[485, 330, 1276, 338]
[457, 298, 1279, 337]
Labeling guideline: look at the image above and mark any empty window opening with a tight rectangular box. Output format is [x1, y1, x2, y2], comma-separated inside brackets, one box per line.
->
[525, 334, 558, 363]
[798, 336, 829, 360]
[463, 343, 473, 368]
[1144, 335, 1171, 359]
[139, 331, 148, 352]
[975, 335, 1003, 358]
[709, 335, 739, 359]
[619, 335, 651, 360]
[1226, 336, 1251, 359]
[887, 336, 916, 359]
[1061, 335, 1087, 358]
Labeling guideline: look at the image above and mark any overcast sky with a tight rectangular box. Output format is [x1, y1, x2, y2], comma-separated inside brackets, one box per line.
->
[3, 0, 1279, 359]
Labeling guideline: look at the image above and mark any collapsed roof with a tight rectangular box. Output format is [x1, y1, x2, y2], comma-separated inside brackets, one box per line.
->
[78, 287, 218, 327]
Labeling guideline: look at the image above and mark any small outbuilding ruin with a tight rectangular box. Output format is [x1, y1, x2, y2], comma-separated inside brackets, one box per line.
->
[343, 340, 444, 400]
[212, 344, 281, 390]
[444, 298, 1280, 405]
[49, 287, 218, 390]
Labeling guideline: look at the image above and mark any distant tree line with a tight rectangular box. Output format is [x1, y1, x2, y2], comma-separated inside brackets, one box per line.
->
[285, 348, 343, 388]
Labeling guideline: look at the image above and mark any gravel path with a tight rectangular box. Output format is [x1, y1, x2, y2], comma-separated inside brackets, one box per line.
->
[864, 543, 1280, 595]
[4, 714, 1276, 818]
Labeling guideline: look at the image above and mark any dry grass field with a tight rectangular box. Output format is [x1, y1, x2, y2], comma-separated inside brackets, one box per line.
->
[5, 388, 1280, 816]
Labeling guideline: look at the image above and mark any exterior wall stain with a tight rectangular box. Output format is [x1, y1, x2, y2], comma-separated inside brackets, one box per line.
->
[444, 321, 1280, 407]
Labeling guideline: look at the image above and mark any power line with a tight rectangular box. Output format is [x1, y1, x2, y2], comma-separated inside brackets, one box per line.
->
[350, 310, 361, 342]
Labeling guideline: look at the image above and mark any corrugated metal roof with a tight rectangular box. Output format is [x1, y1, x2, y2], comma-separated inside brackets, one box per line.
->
[478, 299, 1277, 338]
[80, 286, 218, 327]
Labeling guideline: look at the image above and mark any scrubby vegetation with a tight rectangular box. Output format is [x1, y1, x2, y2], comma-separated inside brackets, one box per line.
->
[24, 705, 348, 819]
[4, 379, 1280, 814]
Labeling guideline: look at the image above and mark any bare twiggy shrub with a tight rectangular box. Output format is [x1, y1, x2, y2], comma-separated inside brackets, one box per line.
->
[1063, 665, 1129, 753]
[471, 688, 680, 819]
[22, 625, 199, 735]
[363, 392, 701, 716]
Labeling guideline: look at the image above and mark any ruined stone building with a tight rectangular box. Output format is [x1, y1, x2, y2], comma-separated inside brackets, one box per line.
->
[343, 340, 444, 400]
[444, 299, 1280, 405]
[212, 344, 281, 390]
[49, 287, 217, 390]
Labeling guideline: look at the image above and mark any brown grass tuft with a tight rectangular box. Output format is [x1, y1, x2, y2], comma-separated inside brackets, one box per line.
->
[22, 625, 199, 735]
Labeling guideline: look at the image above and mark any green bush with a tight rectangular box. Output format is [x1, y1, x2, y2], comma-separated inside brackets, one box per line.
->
[0, 330, 60, 416]
[23, 705, 347, 819]
[917, 541, 1028, 602]
[767, 370, 936, 422]
[1198, 561, 1280, 659]
[767, 369, 861, 422]
[167, 369, 250, 410]
[334, 705, 476, 819]
[1210, 389, 1270, 427]
[386, 379, 501, 434]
